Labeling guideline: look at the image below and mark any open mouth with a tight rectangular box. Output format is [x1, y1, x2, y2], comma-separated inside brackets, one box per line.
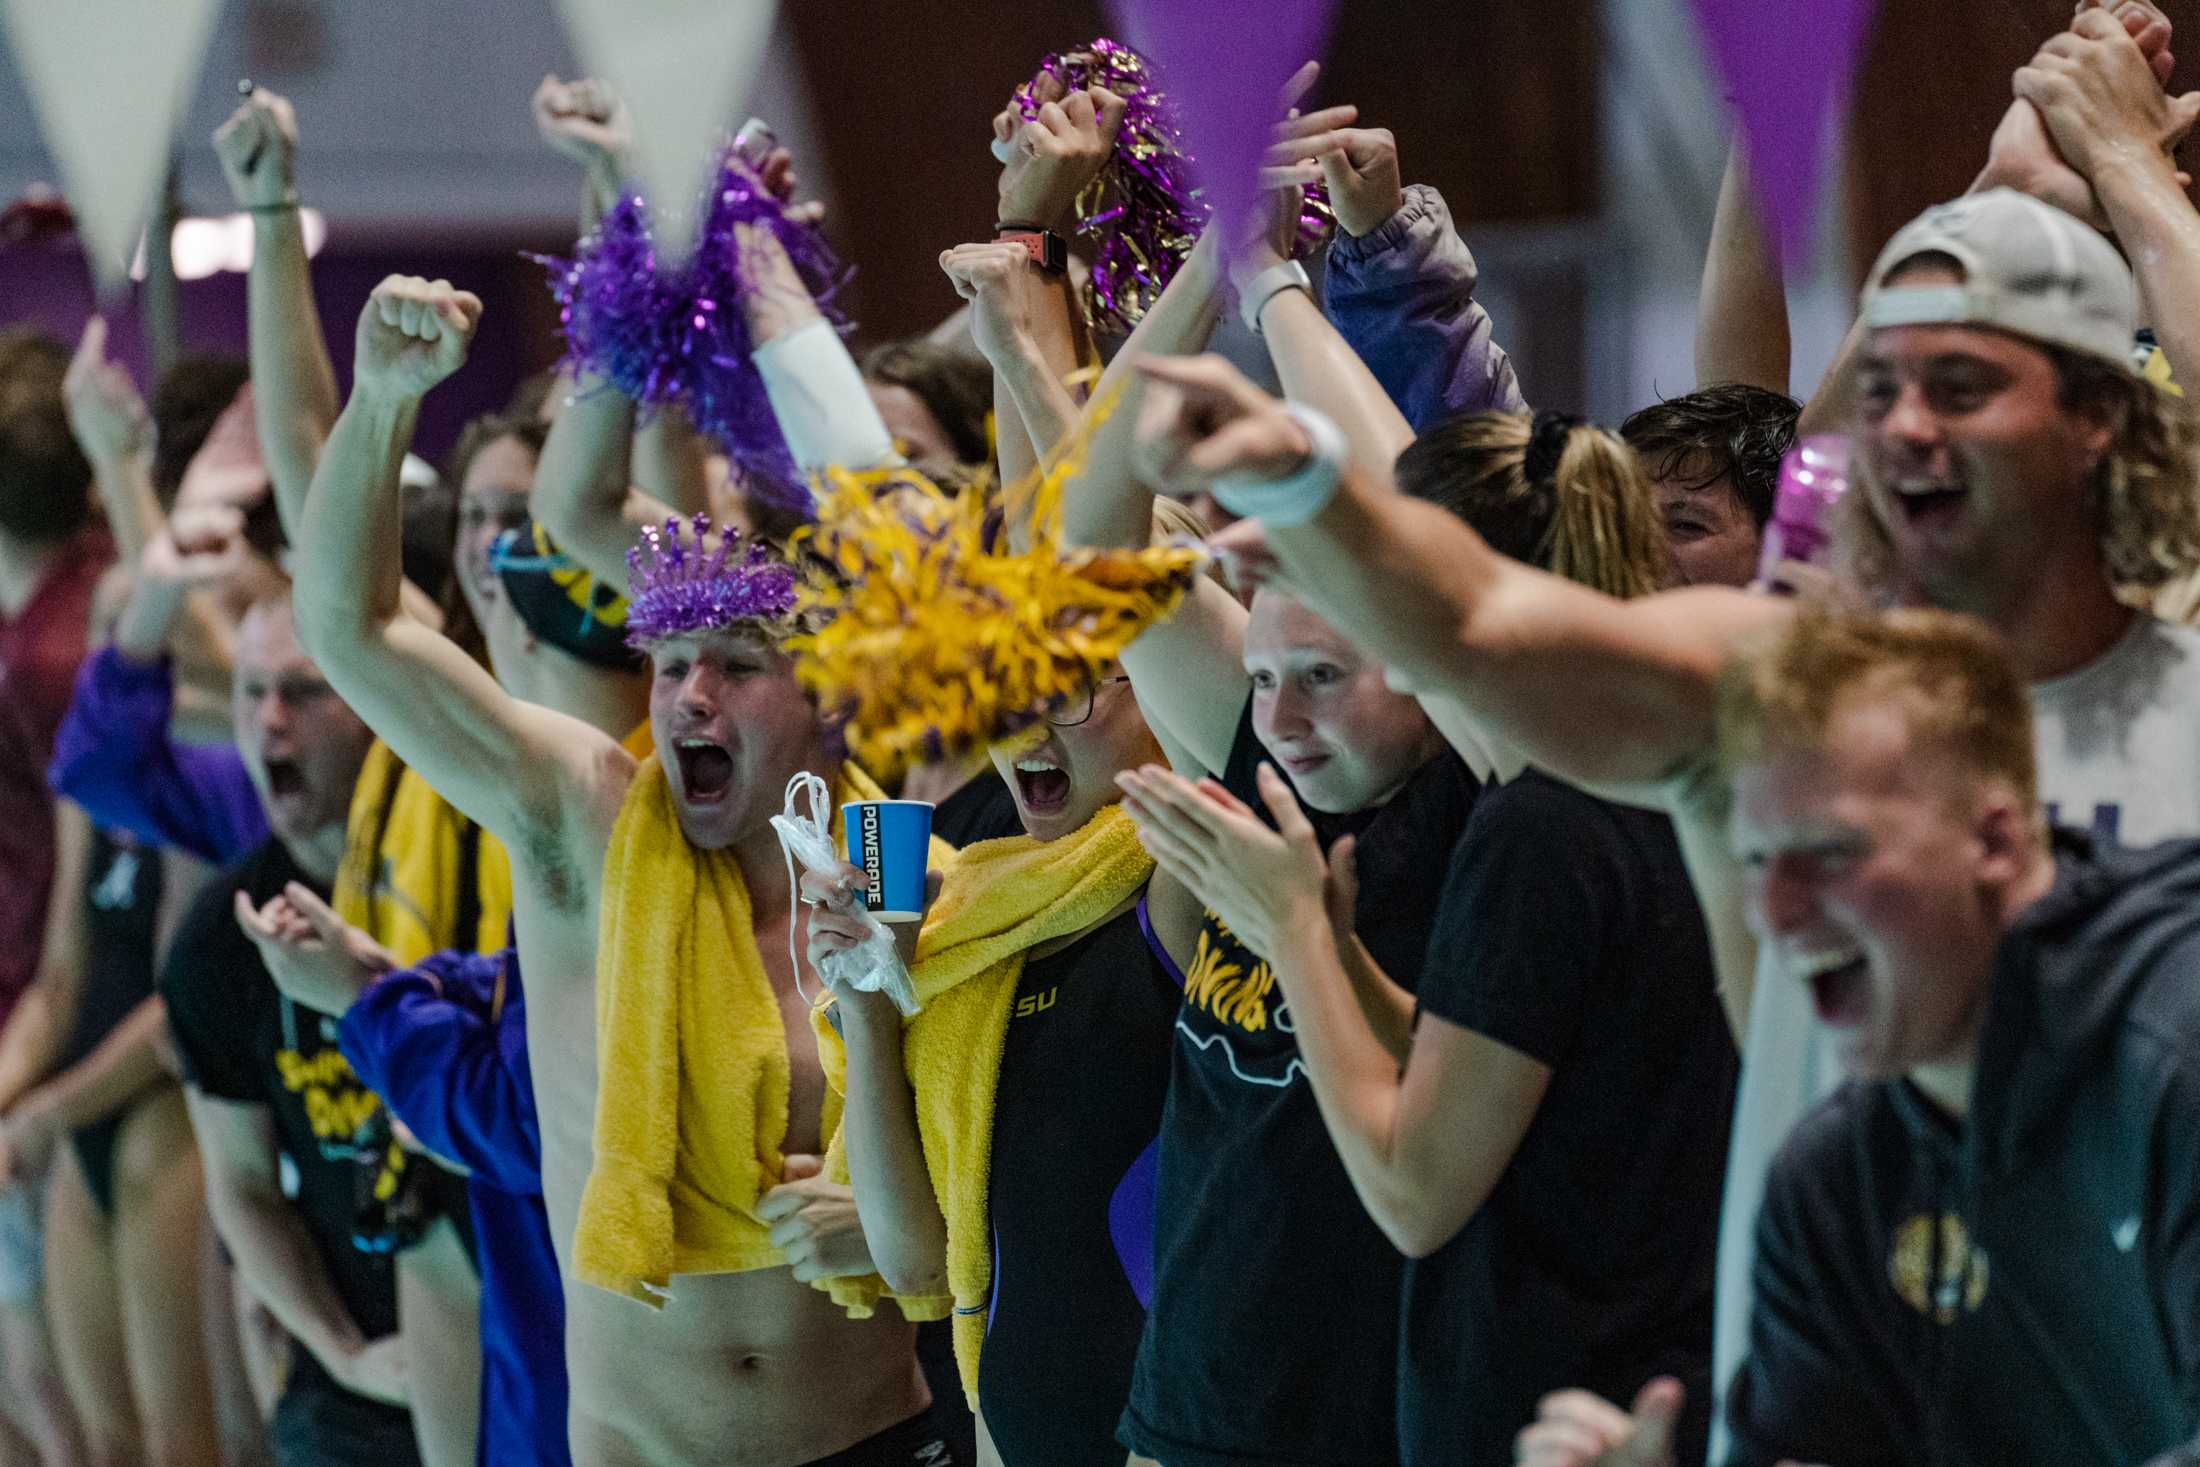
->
[264, 757, 305, 801]
[673, 739, 735, 804]
[1799, 950, 1871, 1028]
[1892, 481, 1968, 529]
[1012, 756, 1073, 817]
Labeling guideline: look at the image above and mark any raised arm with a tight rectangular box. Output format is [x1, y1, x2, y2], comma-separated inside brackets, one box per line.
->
[530, 371, 661, 591]
[1234, 184, 1416, 477]
[213, 88, 338, 535]
[295, 276, 623, 851]
[2017, 8, 2200, 387]
[50, 528, 271, 863]
[1696, 143, 1791, 394]
[61, 318, 162, 562]
[1142, 354, 1787, 794]
[983, 78, 1124, 483]
[1296, 122, 1528, 429]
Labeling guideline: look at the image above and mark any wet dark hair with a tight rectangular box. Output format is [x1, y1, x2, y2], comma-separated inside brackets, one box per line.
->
[149, 355, 251, 505]
[860, 339, 993, 468]
[1619, 382, 1800, 528]
[0, 327, 92, 544]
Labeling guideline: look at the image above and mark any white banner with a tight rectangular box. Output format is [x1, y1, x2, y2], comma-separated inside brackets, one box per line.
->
[2, 0, 226, 294]
[553, 0, 780, 262]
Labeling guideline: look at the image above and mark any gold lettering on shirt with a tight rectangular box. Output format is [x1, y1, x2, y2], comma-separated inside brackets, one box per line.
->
[1184, 915, 1275, 1032]
[1888, 1212, 1990, 1323]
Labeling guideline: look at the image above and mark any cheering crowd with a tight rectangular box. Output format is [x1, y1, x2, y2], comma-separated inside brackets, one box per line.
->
[7, 4, 2200, 1466]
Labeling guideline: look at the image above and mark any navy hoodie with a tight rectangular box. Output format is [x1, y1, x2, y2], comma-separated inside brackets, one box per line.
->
[1726, 832, 2200, 1467]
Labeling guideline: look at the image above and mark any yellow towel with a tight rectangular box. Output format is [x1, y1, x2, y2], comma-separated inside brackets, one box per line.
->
[814, 803, 1154, 1405]
[578, 755, 935, 1313]
[334, 741, 513, 964]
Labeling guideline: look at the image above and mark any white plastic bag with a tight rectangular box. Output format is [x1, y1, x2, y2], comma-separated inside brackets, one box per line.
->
[770, 772, 922, 1015]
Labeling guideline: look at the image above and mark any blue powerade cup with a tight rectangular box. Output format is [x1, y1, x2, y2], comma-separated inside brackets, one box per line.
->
[843, 799, 934, 922]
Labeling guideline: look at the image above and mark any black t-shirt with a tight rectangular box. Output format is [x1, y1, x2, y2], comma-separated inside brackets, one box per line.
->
[159, 840, 400, 1341]
[931, 766, 1023, 848]
[1123, 701, 1479, 1467]
[67, 827, 161, 1073]
[1401, 771, 1736, 1466]
[981, 900, 1180, 1467]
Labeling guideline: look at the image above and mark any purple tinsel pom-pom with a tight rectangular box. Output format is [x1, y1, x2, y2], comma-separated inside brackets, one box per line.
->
[623, 513, 801, 648]
[532, 153, 852, 520]
[1013, 37, 1331, 334]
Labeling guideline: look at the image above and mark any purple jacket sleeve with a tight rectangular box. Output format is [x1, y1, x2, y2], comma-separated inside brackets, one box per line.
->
[46, 647, 268, 864]
[1323, 183, 1528, 432]
[338, 949, 542, 1196]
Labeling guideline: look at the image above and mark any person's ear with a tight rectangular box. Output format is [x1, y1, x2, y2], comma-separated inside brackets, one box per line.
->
[1972, 789, 2039, 886]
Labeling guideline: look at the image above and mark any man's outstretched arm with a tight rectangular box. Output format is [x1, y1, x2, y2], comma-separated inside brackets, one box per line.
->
[294, 276, 625, 852]
[1137, 353, 1788, 795]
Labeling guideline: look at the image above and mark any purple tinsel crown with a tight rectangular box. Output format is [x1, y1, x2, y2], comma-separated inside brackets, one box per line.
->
[532, 149, 853, 522]
[623, 513, 800, 648]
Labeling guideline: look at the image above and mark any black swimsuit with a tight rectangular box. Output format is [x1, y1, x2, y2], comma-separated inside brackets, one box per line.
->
[976, 896, 1182, 1467]
[65, 828, 163, 1217]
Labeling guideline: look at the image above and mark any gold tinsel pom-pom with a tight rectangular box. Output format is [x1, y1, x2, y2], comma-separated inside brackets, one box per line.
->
[787, 391, 1204, 783]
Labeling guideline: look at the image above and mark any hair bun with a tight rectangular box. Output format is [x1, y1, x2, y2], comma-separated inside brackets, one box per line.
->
[1524, 410, 1586, 486]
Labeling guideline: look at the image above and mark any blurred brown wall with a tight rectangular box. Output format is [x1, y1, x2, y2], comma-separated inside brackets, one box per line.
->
[1850, 0, 2200, 273]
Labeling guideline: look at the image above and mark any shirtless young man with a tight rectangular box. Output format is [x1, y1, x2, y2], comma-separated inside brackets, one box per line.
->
[290, 275, 942, 1467]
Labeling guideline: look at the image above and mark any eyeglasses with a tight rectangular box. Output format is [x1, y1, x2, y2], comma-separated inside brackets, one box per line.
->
[1045, 672, 1134, 728]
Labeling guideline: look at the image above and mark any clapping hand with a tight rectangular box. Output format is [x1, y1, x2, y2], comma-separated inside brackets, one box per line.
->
[1978, 0, 2182, 225]
[233, 882, 396, 1017]
[1115, 762, 1330, 964]
[2015, 5, 2200, 192]
[141, 503, 254, 592]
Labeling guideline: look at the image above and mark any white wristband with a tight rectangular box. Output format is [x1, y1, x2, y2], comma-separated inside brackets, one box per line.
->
[1210, 403, 1348, 527]
[1239, 259, 1312, 334]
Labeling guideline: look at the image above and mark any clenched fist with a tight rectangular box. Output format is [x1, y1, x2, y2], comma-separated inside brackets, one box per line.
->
[352, 276, 482, 400]
[213, 87, 300, 210]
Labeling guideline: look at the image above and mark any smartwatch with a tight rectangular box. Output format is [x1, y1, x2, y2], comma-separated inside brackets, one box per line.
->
[994, 226, 1068, 276]
[1239, 259, 1312, 334]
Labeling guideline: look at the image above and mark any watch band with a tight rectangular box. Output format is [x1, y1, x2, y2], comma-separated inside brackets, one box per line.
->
[995, 228, 1067, 276]
[1211, 403, 1349, 527]
[1239, 259, 1312, 334]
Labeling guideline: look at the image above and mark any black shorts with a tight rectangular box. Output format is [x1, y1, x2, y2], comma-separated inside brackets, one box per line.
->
[272, 1349, 422, 1467]
[802, 1400, 961, 1467]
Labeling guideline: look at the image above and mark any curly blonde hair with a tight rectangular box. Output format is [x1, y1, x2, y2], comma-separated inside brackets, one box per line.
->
[1840, 351, 2200, 605]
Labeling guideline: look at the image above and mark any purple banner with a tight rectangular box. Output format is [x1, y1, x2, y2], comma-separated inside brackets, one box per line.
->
[1689, 0, 1878, 267]
[1104, 0, 1340, 238]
